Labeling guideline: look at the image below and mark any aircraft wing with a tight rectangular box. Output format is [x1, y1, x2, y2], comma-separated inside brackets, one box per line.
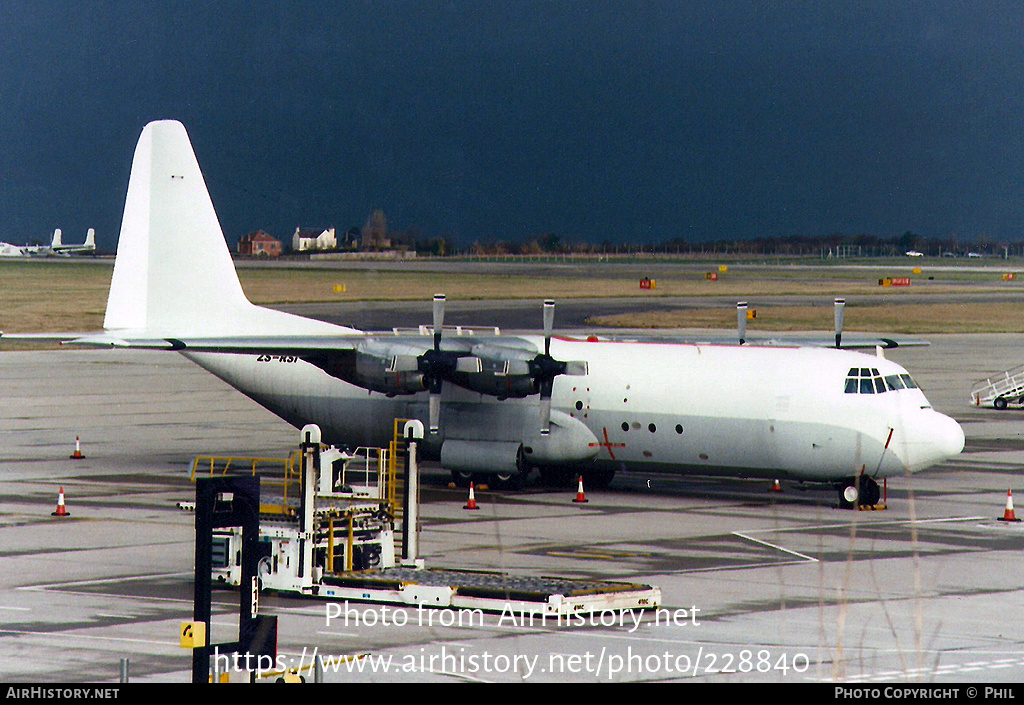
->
[591, 298, 929, 350]
[586, 331, 928, 349]
[1, 297, 587, 435]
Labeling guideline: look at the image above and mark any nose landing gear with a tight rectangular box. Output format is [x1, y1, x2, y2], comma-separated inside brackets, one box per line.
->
[837, 474, 882, 509]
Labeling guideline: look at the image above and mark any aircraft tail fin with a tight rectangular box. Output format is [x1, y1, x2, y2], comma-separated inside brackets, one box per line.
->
[51, 228, 62, 248]
[103, 120, 345, 338]
[84, 228, 95, 248]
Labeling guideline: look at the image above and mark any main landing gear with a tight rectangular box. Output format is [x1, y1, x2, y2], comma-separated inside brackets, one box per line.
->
[450, 468, 527, 490]
[836, 474, 882, 509]
[451, 466, 617, 491]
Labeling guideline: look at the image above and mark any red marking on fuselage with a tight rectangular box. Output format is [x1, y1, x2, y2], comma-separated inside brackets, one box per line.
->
[589, 426, 626, 461]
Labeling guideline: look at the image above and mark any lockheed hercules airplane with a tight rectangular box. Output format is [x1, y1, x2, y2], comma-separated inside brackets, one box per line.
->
[0, 228, 95, 258]
[50, 227, 96, 255]
[1, 121, 965, 508]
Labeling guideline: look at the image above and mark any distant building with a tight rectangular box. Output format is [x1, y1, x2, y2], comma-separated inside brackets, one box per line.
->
[238, 230, 283, 257]
[293, 227, 337, 252]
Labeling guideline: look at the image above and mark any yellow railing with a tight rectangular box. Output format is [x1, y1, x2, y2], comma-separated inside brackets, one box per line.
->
[189, 452, 300, 481]
[190, 451, 302, 515]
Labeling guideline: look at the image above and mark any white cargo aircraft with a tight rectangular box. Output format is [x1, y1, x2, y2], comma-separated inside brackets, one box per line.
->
[0, 242, 27, 257]
[1, 121, 965, 508]
[51, 227, 96, 255]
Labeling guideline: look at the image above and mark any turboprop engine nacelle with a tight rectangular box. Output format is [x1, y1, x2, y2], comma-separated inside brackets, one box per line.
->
[523, 409, 600, 465]
[307, 350, 427, 396]
[448, 366, 538, 398]
[440, 410, 599, 474]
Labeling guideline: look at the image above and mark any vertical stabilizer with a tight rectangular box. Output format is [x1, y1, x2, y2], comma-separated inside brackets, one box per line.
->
[85, 228, 95, 248]
[104, 120, 249, 334]
[103, 120, 349, 337]
[51, 228, 63, 248]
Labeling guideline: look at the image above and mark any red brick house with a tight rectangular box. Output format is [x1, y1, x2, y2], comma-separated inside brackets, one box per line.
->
[238, 230, 283, 257]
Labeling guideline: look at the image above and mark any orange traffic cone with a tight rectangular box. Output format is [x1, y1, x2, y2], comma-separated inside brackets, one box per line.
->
[464, 482, 479, 510]
[770, 479, 782, 492]
[998, 489, 1021, 522]
[573, 476, 588, 503]
[69, 436, 85, 459]
[51, 487, 70, 517]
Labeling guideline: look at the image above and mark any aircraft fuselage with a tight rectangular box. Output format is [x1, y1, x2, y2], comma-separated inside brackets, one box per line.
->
[185, 334, 963, 485]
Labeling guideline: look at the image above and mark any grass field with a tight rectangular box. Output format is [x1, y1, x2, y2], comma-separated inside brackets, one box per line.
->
[1, 257, 1022, 334]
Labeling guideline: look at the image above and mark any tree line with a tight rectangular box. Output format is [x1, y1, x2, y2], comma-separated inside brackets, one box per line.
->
[392, 230, 1019, 258]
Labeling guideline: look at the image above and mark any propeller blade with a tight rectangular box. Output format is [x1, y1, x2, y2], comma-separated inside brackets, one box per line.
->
[428, 392, 441, 434]
[737, 301, 747, 345]
[539, 394, 552, 436]
[543, 299, 555, 355]
[834, 298, 845, 348]
[432, 294, 446, 349]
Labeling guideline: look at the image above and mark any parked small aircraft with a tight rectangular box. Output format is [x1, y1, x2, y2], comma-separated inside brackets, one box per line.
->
[51, 228, 96, 255]
[0, 228, 95, 258]
[0, 242, 26, 257]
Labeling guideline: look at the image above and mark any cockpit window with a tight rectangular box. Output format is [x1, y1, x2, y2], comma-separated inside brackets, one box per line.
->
[844, 368, 920, 394]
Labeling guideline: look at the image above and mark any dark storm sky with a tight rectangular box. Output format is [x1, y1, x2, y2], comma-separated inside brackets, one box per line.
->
[2, 1, 1023, 251]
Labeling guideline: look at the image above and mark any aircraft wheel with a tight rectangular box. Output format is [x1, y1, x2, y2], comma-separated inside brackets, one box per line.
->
[450, 469, 474, 488]
[858, 475, 881, 507]
[492, 469, 526, 490]
[838, 481, 859, 509]
[994, 396, 1008, 410]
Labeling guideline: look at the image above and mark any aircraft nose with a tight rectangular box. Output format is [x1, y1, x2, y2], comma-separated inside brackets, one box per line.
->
[904, 410, 964, 471]
[936, 413, 966, 459]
